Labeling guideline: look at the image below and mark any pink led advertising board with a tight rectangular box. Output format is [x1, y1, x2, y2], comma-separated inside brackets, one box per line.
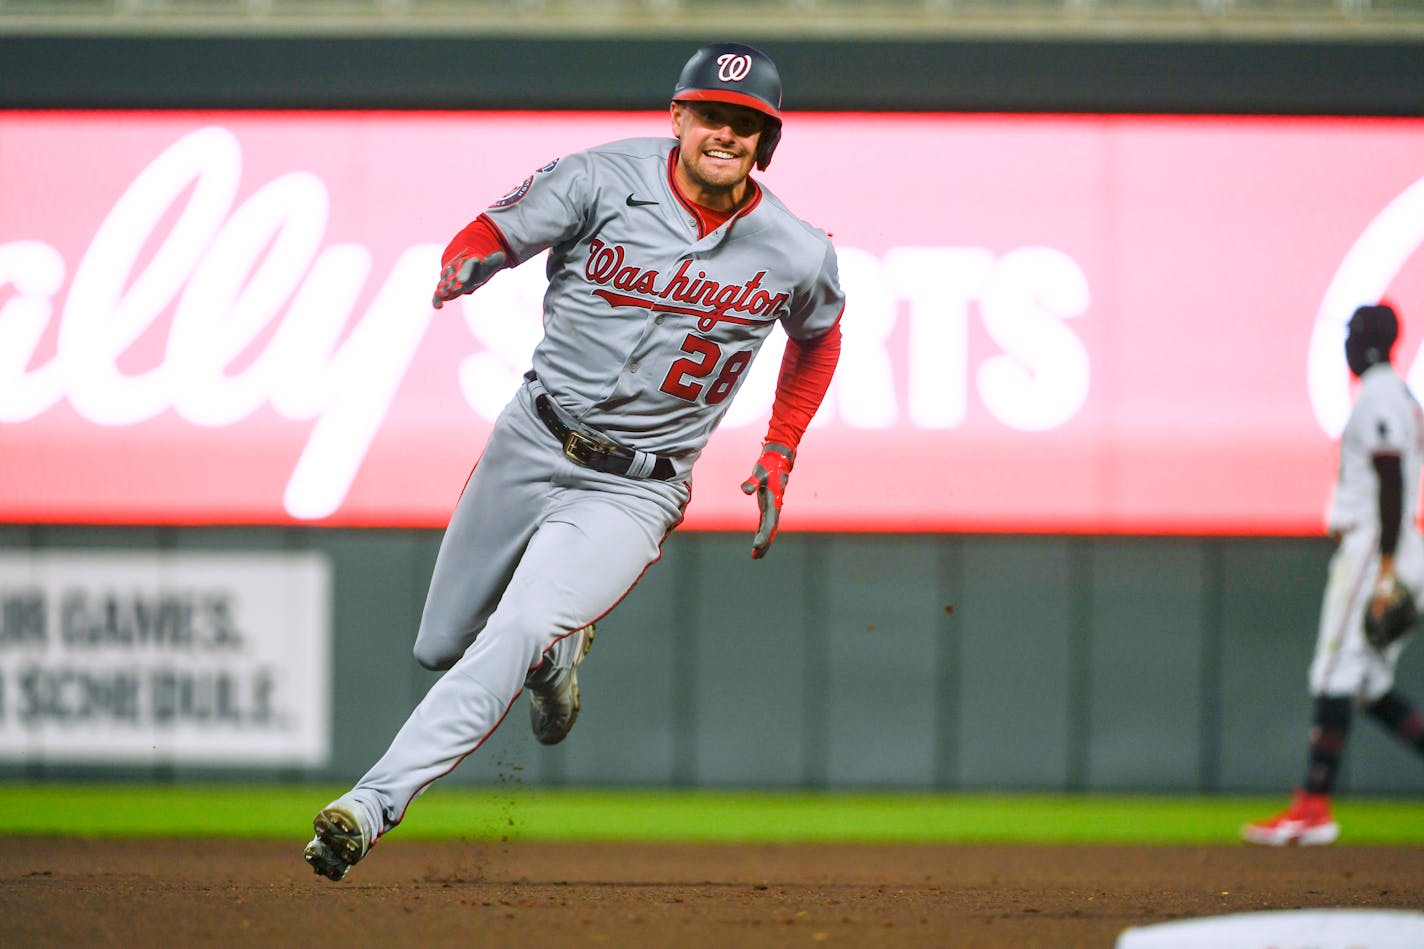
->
[3, 111, 1423, 533]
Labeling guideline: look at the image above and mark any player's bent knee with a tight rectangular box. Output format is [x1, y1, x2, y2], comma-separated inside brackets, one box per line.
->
[411, 638, 460, 671]
[412, 644, 455, 672]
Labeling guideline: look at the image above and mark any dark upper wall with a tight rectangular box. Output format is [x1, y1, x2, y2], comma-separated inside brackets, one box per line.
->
[3, 34, 1423, 114]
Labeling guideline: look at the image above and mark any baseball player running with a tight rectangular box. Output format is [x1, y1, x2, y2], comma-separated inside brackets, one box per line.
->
[1244, 303, 1424, 846]
[304, 41, 845, 880]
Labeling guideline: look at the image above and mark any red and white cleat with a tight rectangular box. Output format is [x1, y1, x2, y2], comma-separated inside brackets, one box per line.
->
[1242, 790, 1340, 846]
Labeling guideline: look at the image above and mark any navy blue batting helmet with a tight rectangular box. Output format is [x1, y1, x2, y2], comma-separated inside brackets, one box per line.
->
[672, 43, 783, 170]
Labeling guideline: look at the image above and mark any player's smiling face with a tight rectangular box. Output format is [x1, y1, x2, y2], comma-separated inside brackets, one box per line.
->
[670, 101, 764, 209]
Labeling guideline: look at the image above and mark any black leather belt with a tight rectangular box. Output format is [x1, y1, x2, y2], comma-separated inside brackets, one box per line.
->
[534, 394, 675, 481]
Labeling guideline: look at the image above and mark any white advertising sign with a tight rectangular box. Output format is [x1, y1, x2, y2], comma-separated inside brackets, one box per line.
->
[0, 551, 331, 766]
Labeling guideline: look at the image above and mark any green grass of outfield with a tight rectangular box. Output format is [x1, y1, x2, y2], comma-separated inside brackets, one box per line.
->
[1, 785, 1422, 845]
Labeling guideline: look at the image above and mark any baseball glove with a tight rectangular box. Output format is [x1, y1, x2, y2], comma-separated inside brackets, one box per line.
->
[1364, 576, 1419, 651]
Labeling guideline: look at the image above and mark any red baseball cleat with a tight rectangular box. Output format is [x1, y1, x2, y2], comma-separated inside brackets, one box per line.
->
[1242, 790, 1339, 846]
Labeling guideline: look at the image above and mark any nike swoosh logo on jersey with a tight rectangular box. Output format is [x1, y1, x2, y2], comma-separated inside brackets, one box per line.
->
[625, 194, 659, 207]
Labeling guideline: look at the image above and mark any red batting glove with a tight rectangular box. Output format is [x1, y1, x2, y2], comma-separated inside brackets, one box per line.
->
[431, 251, 507, 309]
[740, 443, 795, 560]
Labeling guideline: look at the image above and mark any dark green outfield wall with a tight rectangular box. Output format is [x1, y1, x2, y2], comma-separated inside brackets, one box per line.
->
[3, 523, 1423, 795]
[2, 35, 1422, 115]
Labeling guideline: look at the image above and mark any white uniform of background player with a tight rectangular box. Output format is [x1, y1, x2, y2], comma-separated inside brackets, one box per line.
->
[303, 42, 845, 880]
[1245, 303, 1424, 846]
[1314, 343, 1424, 697]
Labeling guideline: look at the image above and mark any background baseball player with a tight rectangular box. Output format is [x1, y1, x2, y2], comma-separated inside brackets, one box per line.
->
[1244, 303, 1424, 846]
[303, 41, 845, 880]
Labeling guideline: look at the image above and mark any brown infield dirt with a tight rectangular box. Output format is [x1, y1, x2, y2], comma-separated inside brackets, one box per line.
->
[1, 838, 1421, 948]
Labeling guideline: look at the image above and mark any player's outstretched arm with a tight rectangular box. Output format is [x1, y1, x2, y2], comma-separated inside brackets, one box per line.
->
[432, 251, 507, 309]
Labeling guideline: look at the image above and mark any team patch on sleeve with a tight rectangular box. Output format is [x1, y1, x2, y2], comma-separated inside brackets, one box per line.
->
[489, 158, 561, 209]
[490, 175, 534, 209]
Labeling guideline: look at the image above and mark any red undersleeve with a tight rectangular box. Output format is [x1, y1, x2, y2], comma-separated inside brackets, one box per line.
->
[764, 320, 843, 453]
[441, 213, 513, 267]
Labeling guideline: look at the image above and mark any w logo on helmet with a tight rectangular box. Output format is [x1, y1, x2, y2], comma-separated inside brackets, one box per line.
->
[716, 53, 753, 83]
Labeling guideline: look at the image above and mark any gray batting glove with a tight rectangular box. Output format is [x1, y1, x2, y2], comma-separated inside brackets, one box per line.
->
[432, 251, 507, 309]
[740, 443, 795, 560]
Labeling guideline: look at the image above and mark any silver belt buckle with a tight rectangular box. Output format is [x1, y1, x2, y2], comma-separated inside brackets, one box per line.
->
[562, 429, 605, 468]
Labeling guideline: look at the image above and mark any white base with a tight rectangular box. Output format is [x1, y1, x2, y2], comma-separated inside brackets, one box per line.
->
[1117, 908, 1424, 949]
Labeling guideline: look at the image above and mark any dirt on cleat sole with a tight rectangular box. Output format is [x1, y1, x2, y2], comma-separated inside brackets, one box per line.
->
[304, 805, 368, 881]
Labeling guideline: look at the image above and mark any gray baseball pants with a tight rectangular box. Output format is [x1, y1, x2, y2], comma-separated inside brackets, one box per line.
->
[346, 379, 689, 836]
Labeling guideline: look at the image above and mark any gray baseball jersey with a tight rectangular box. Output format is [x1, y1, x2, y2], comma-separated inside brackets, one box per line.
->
[487, 137, 843, 470]
[327, 137, 844, 844]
